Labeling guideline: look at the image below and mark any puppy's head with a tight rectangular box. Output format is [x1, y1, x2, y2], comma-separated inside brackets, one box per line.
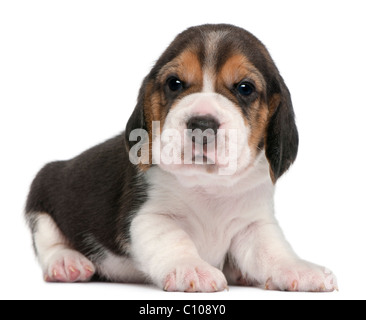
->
[126, 24, 298, 185]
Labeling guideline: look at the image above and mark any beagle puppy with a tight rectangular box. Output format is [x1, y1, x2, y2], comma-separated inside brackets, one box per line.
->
[26, 24, 337, 292]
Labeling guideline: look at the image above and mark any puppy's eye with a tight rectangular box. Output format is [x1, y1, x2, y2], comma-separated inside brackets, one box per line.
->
[167, 77, 184, 92]
[237, 81, 255, 96]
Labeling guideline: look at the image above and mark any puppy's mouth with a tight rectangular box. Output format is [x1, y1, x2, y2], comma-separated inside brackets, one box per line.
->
[192, 155, 212, 165]
[189, 139, 217, 165]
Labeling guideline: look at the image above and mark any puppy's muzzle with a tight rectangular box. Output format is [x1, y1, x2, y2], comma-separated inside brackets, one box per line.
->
[186, 116, 220, 145]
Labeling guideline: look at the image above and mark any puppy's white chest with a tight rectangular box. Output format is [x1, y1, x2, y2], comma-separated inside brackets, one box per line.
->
[137, 166, 273, 271]
[144, 171, 244, 267]
[186, 196, 248, 267]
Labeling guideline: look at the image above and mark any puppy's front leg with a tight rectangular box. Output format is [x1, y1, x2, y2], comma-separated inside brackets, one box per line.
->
[130, 213, 228, 292]
[230, 219, 337, 292]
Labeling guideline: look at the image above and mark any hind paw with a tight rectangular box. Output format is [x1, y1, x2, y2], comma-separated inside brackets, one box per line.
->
[43, 249, 95, 283]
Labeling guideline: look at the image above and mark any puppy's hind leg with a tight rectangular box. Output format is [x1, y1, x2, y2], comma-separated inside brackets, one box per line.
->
[31, 213, 95, 282]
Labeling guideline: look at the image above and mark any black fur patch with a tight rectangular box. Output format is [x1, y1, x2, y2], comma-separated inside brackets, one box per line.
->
[26, 134, 148, 261]
[265, 76, 299, 182]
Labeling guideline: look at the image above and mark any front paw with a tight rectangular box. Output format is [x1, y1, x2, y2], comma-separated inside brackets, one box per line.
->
[264, 260, 337, 292]
[163, 259, 228, 293]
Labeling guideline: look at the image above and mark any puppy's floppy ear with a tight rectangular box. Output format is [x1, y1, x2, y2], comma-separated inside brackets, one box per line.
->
[265, 76, 299, 183]
[125, 77, 149, 150]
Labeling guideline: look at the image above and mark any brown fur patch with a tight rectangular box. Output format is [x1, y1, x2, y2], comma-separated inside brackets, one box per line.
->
[136, 81, 157, 171]
[157, 49, 203, 91]
[145, 48, 205, 129]
[269, 93, 281, 116]
[247, 100, 269, 156]
[141, 49, 204, 169]
[217, 54, 269, 157]
[219, 54, 265, 92]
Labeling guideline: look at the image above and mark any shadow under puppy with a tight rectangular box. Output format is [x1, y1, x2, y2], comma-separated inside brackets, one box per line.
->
[26, 24, 337, 292]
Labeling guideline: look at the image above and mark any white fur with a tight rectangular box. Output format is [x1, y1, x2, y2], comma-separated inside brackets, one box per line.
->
[130, 152, 337, 292]
[96, 251, 146, 283]
[34, 213, 69, 269]
[202, 71, 216, 93]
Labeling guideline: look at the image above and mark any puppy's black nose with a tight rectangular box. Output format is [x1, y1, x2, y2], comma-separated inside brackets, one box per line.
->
[187, 116, 220, 135]
[186, 116, 220, 145]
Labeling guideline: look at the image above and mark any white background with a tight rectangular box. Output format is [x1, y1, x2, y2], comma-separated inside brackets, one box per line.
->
[1, 0, 365, 300]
